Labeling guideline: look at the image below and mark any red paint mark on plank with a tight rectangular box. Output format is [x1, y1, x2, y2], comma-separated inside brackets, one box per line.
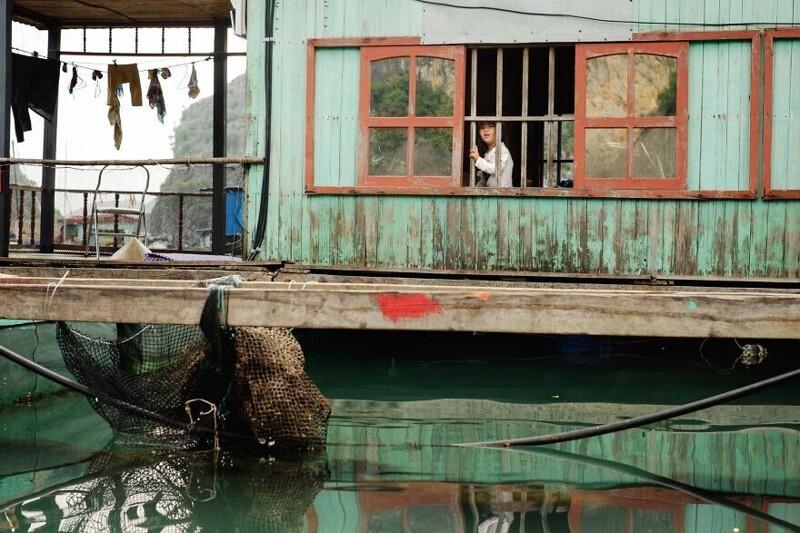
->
[376, 293, 444, 322]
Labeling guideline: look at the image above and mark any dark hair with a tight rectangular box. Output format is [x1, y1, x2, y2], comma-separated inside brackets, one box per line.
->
[475, 122, 504, 155]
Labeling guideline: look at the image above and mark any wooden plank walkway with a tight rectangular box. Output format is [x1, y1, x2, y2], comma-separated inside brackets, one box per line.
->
[2, 269, 799, 338]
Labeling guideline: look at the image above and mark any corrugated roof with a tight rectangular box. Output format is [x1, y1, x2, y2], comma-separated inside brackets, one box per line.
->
[13, 0, 233, 29]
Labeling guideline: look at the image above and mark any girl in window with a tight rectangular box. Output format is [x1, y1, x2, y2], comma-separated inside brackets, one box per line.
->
[469, 122, 513, 187]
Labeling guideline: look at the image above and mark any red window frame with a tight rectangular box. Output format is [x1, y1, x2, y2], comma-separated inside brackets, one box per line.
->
[763, 28, 800, 199]
[358, 45, 466, 187]
[574, 42, 689, 191]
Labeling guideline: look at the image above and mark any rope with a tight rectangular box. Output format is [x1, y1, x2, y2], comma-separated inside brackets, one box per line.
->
[43, 271, 69, 314]
[458, 366, 800, 447]
[202, 275, 244, 328]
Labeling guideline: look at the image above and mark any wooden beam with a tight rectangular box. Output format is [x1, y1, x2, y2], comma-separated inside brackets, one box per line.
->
[0, 157, 264, 166]
[1, 279, 799, 339]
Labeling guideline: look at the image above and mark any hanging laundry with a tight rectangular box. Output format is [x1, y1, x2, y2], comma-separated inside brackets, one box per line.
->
[146, 69, 166, 123]
[106, 63, 143, 150]
[68, 66, 78, 94]
[187, 64, 200, 99]
[160, 67, 171, 79]
[10, 53, 61, 142]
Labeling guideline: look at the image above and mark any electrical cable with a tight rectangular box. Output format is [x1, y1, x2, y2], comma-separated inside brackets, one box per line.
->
[246, 0, 276, 261]
[519, 447, 800, 533]
[415, 0, 799, 27]
[0, 342, 256, 443]
[458, 366, 800, 447]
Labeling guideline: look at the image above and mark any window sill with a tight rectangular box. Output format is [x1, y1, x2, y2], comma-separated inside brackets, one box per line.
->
[763, 190, 800, 200]
[306, 186, 758, 200]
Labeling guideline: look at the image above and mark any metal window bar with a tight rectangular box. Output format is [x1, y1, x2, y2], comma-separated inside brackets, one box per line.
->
[469, 49, 478, 187]
[495, 48, 503, 185]
[521, 48, 529, 189]
[545, 46, 556, 188]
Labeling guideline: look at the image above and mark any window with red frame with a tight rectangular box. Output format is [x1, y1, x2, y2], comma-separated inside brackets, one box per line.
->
[574, 42, 688, 190]
[358, 45, 466, 187]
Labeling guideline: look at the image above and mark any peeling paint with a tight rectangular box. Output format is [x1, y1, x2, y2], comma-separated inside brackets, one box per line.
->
[376, 293, 444, 322]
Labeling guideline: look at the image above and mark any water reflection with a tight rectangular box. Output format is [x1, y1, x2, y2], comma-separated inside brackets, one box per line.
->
[2, 446, 329, 532]
[3, 445, 798, 532]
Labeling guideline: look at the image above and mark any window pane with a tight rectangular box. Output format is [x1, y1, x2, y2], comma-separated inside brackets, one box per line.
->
[632, 509, 675, 530]
[585, 54, 627, 118]
[634, 54, 677, 117]
[585, 128, 627, 178]
[369, 128, 407, 176]
[371, 57, 409, 117]
[416, 57, 455, 117]
[414, 128, 452, 176]
[580, 503, 627, 531]
[632, 128, 676, 178]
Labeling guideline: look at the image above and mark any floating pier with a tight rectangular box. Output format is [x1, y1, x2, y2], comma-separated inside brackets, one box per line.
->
[1, 261, 799, 339]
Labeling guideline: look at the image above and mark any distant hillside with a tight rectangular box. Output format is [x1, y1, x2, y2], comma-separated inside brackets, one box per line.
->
[149, 74, 248, 246]
[170, 73, 248, 163]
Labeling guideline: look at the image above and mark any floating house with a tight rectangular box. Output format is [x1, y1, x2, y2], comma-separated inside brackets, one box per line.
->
[0, 0, 799, 339]
[239, 0, 799, 279]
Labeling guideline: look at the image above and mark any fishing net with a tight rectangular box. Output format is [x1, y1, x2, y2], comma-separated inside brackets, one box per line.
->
[55, 284, 331, 450]
[56, 322, 218, 441]
[228, 327, 330, 448]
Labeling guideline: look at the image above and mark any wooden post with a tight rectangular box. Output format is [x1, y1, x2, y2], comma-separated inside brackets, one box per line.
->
[40, 25, 61, 253]
[0, 0, 11, 257]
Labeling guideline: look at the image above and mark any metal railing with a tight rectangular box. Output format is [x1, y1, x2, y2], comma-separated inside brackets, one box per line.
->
[3, 159, 251, 257]
[8, 184, 216, 255]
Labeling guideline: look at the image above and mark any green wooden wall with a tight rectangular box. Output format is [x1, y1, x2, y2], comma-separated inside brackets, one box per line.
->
[244, 0, 800, 278]
[772, 38, 800, 191]
[634, 0, 800, 30]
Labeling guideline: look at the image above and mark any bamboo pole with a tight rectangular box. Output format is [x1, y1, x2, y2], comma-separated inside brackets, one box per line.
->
[0, 157, 264, 166]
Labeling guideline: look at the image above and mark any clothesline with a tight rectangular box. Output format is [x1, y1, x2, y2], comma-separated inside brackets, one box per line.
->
[11, 46, 213, 75]
[11, 49, 209, 149]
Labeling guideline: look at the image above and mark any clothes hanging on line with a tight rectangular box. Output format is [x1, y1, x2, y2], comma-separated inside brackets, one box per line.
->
[106, 63, 142, 106]
[106, 63, 143, 150]
[10, 53, 61, 142]
[146, 69, 166, 123]
[187, 64, 200, 99]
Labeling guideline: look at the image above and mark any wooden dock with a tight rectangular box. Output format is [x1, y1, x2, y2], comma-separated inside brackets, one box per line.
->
[1, 261, 799, 339]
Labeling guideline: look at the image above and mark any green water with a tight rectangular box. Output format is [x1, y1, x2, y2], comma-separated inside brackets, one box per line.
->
[1, 326, 799, 532]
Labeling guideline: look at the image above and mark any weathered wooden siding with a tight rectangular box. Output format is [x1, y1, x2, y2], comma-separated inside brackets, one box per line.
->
[687, 41, 752, 191]
[771, 38, 800, 191]
[635, 0, 800, 30]
[245, 0, 800, 278]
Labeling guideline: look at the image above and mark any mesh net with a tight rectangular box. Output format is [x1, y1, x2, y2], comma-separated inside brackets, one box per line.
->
[56, 317, 330, 450]
[56, 322, 221, 441]
[229, 327, 331, 448]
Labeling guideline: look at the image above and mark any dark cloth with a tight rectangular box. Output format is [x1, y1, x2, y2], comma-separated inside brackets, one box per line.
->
[11, 53, 61, 142]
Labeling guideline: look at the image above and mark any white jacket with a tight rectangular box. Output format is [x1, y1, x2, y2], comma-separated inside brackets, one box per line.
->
[475, 142, 513, 187]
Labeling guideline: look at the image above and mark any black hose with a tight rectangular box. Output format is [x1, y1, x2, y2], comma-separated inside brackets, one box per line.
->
[459, 366, 800, 447]
[521, 447, 800, 533]
[246, 0, 276, 261]
[0, 342, 254, 442]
